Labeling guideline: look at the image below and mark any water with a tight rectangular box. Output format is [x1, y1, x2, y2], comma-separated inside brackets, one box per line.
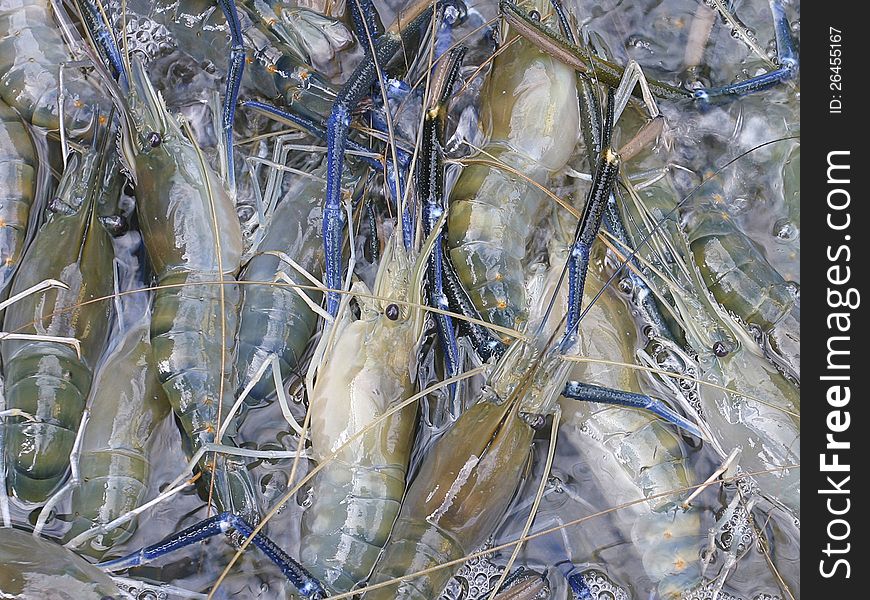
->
[3, 0, 799, 598]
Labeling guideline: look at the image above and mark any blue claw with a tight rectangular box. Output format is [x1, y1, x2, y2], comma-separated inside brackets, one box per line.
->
[693, 0, 798, 103]
[216, 0, 246, 192]
[324, 105, 352, 316]
[77, 0, 129, 89]
[419, 48, 466, 384]
[99, 512, 326, 599]
[556, 562, 594, 600]
[560, 92, 618, 352]
[348, 0, 384, 50]
[562, 381, 703, 438]
[323, 2, 440, 317]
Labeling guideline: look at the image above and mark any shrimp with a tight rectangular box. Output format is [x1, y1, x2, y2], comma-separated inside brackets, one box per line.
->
[557, 242, 703, 599]
[622, 175, 800, 517]
[0, 0, 106, 131]
[236, 173, 324, 405]
[362, 124, 620, 600]
[445, 0, 579, 335]
[1, 138, 116, 503]
[299, 224, 434, 593]
[118, 58, 258, 521]
[63, 313, 172, 558]
[683, 186, 800, 382]
[0, 98, 38, 295]
[0, 528, 124, 598]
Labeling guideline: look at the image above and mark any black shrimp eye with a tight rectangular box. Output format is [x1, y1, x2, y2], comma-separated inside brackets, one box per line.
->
[712, 341, 730, 357]
[147, 131, 162, 147]
[528, 9, 541, 21]
[385, 303, 400, 321]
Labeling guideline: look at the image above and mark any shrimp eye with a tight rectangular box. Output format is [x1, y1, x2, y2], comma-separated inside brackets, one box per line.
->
[712, 341, 730, 357]
[528, 9, 541, 21]
[147, 131, 162, 147]
[385, 303, 400, 321]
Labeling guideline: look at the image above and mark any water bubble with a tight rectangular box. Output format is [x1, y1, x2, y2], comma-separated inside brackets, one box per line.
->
[773, 218, 799, 241]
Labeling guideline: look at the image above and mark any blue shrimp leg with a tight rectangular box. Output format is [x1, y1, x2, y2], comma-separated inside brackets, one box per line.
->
[100, 512, 327, 599]
[323, 0, 443, 316]
[75, 0, 128, 89]
[418, 49, 509, 365]
[562, 382, 702, 438]
[419, 47, 465, 381]
[554, 90, 700, 437]
[348, 0, 384, 52]
[556, 562, 594, 600]
[693, 0, 798, 103]
[504, 0, 796, 104]
[215, 0, 246, 192]
[560, 90, 618, 351]
[553, 15, 677, 343]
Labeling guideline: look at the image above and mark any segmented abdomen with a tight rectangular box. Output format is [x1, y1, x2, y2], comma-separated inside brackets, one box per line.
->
[237, 189, 322, 404]
[0, 1, 103, 130]
[0, 100, 36, 294]
[684, 209, 799, 377]
[151, 270, 241, 445]
[3, 345, 91, 501]
[66, 321, 170, 557]
[148, 269, 261, 519]
[447, 154, 549, 334]
[578, 404, 702, 599]
[236, 264, 318, 403]
[301, 458, 407, 592]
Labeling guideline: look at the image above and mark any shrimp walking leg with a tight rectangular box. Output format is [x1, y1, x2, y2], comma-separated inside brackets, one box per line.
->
[562, 381, 702, 438]
[100, 512, 327, 599]
[693, 0, 798, 103]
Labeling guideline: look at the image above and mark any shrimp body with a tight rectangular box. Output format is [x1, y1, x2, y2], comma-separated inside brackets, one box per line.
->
[625, 178, 800, 516]
[124, 60, 257, 520]
[66, 317, 171, 558]
[1, 149, 115, 503]
[560, 246, 702, 599]
[446, 0, 579, 335]
[0, 528, 124, 598]
[0, 98, 37, 295]
[0, 0, 103, 130]
[684, 203, 799, 380]
[236, 176, 324, 405]
[366, 291, 574, 599]
[301, 233, 427, 593]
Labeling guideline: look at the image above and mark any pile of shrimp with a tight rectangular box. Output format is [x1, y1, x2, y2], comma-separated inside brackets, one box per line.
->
[0, 0, 799, 598]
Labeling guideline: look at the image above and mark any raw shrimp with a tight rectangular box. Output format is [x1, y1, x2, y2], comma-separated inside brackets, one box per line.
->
[300, 223, 435, 593]
[119, 58, 258, 521]
[1, 138, 116, 503]
[446, 0, 579, 335]
[0, 98, 38, 295]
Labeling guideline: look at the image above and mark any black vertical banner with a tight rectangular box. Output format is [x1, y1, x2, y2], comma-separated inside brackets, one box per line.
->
[803, 1, 865, 596]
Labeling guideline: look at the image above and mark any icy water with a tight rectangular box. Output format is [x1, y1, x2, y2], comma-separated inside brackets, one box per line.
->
[7, 0, 799, 598]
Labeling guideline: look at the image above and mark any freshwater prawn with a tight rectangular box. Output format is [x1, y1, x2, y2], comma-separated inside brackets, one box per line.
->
[2, 128, 117, 504]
